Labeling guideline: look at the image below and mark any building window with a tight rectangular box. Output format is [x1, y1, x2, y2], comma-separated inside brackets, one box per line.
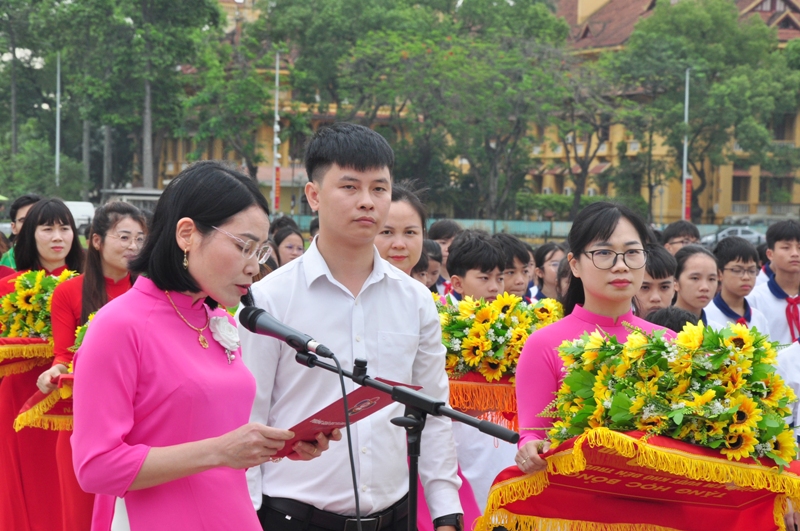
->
[760, 176, 794, 203]
[756, 0, 785, 10]
[732, 176, 750, 202]
[182, 138, 192, 160]
[774, 114, 796, 141]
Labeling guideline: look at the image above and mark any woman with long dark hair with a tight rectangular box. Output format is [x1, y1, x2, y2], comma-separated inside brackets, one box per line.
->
[35, 202, 146, 531]
[71, 161, 337, 530]
[0, 198, 84, 531]
[513, 202, 672, 474]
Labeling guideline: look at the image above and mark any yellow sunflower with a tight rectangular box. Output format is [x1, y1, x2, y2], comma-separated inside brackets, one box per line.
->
[705, 420, 727, 437]
[684, 389, 716, 409]
[33, 319, 46, 333]
[761, 373, 788, 408]
[33, 269, 45, 291]
[667, 378, 691, 401]
[474, 306, 499, 326]
[724, 323, 755, 356]
[721, 430, 757, 461]
[467, 322, 490, 339]
[629, 395, 646, 415]
[592, 365, 612, 402]
[491, 293, 521, 316]
[668, 353, 693, 377]
[675, 321, 705, 351]
[729, 394, 762, 433]
[57, 269, 75, 283]
[585, 330, 606, 352]
[588, 403, 606, 428]
[439, 312, 451, 328]
[16, 288, 38, 311]
[624, 332, 648, 362]
[478, 358, 508, 382]
[771, 430, 797, 463]
[635, 414, 667, 434]
[458, 297, 480, 319]
[461, 336, 491, 366]
[534, 298, 563, 326]
[1, 295, 16, 314]
[445, 354, 459, 372]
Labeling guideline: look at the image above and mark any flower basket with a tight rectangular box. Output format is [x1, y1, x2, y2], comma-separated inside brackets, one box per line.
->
[477, 428, 800, 531]
[438, 293, 562, 429]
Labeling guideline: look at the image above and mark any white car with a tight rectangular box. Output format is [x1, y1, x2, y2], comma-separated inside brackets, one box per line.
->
[701, 226, 765, 247]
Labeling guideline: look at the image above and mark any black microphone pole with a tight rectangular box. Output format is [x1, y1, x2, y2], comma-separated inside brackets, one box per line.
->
[293, 350, 520, 531]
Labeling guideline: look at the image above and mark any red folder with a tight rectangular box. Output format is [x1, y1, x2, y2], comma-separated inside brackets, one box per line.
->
[273, 378, 421, 458]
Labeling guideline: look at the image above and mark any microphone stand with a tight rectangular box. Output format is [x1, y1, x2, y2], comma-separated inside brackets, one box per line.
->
[294, 351, 520, 531]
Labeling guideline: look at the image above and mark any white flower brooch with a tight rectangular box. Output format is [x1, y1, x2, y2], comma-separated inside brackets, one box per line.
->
[209, 316, 240, 364]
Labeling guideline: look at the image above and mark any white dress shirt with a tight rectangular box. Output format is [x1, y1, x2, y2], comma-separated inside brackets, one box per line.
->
[239, 240, 462, 519]
[703, 298, 770, 335]
[777, 342, 800, 440]
[748, 281, 796, 345]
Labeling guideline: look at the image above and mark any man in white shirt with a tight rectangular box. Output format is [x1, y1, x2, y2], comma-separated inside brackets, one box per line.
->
[239, 123, 462, 531]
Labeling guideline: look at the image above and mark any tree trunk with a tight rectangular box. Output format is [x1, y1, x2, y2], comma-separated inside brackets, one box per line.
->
[9, 27, 17, 155]
[82, 119, 91, 200]
[152, 128, 167, 184]
[103, 125, 112, 192]
[646, 127, 654, 223]
[568, 171, 588, 221]
[142, 76, 153, 188]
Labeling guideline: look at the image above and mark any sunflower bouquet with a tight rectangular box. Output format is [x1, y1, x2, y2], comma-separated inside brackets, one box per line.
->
[548, 321, 797, 467]
[0, 269, 77, 341]
[438, 293, 563, 383]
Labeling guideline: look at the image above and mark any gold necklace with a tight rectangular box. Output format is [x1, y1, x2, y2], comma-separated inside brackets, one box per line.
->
[164, 290, 210, 349]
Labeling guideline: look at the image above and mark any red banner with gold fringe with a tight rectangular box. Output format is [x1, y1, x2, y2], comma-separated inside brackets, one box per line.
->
[449, 373, 517, 430]
[0, 337, 53, 377]
[477, 428, 800, 531]
[14, 374, 73, 431]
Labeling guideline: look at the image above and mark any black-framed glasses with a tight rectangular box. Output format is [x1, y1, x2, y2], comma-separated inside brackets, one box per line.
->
[723, 267, 758, 277]
[212, 226, 273, 264]
[583, 249, 647, 270]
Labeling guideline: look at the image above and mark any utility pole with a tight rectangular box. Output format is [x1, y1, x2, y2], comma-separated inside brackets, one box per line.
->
[681, 68, 691, 221]
[55, 51, 61, 187]
[271, 52, 281, 213]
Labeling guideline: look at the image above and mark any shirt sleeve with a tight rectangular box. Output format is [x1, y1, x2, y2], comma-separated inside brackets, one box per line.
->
[516, 329, 562, 447]
[51, 280, 79, 366]
[237, 297, 282, 511]
[414, 293, 462, 519]
[71, 306, 150, 497]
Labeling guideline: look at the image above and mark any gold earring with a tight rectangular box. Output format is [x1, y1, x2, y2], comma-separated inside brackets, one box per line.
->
[183, 249, 189, 269]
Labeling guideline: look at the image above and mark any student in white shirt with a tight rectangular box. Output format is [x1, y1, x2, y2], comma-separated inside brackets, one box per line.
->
[704, 236, 769, 332]
[672, 245, 723, 329]
[239, 123, 463, 531]
[633, 244, 676, 319]
[749, 220, 800, 344]
[755, 242, 773, 286]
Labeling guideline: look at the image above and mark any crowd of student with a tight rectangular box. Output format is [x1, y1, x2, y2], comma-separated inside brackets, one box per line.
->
[1, 121, 799, 531]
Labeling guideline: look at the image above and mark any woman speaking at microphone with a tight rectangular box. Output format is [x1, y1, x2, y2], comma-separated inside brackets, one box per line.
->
[72, 161, 339, 531]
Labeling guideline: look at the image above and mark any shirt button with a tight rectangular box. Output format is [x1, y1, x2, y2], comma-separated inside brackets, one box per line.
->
[361, 485, 368, 492]
[355, 336, 361, 342]
[361, 447, 367, 454]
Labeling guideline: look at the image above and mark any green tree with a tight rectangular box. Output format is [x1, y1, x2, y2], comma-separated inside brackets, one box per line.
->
[622, 0, 797, 222]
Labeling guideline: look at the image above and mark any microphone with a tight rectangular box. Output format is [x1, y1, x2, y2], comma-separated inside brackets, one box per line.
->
[239, 306, 335, 358]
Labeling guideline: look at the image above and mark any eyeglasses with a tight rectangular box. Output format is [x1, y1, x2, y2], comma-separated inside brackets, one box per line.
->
[583, 249, 647, 270]
[108, 232, 145, 248]
[723, 267, 759, 277]
[666, 238, 697, 247]
[212, 226, 273, 264]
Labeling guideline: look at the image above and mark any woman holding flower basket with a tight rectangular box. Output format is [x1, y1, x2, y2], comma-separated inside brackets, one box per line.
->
[0, 198, 85, 531]
[514, 202, 673, 474]
[33, 202, 147, 531]
[71, 162, 337, 531]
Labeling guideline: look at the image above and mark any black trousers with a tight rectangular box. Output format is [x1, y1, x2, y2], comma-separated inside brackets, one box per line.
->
[257, 496, 409, 531]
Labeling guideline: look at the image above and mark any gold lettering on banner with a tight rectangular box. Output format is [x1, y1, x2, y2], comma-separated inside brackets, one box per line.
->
[674, 488, 726, 499]
[625, 482, 672, 493]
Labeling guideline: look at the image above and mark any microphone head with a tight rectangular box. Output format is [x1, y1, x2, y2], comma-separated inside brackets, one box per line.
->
[238, 305, 262, 333]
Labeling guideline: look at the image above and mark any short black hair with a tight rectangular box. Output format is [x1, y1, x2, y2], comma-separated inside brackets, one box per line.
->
[9, 194, 42, 223]
[766, 220, 800, 249]
[428, 219, 463, 241]
[269, 215, 299, 236]
[757, 242, 768, 265]
[713, 236, 758, 270]
[674, 244, 716, 279]
[645, 306, 699, 333]
[447, 230, 506, 278]
[645, 244, 677, 280]
[492, 233, 530, 270]
[304, 122, 394, 183]
[661, 220, 700, 245]
[129, 160, 270, 309]
[15, 198, 85, 273]
[411, 249, 429, 275]
[422, 239, 442, 264]
[309, 217, 320, 237]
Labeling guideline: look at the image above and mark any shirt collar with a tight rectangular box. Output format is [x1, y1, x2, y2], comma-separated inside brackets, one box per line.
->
[301, 238, 402, 292]
[571, 304, 636, 327]
[768, 275, 791, 299]
[134, 276, 206, 310]
[712, 292, 751, 322]
[699, 309, 708, 326]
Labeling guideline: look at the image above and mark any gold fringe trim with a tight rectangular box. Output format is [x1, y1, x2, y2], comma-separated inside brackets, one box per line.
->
[484, 428, 800, 516]
[0, 357, 49, 377]
[775, 495, 788, 531]
[449, 380, 516, 412]
[0, 343, 53, 362]
[475, 508, 681, 531]
[13, 385, 74, 432]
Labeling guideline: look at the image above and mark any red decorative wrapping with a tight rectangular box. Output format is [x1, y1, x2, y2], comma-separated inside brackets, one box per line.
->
[0, 337, 53, 377]
[449, 373, 517, 430]
[478, 429, 800, 531]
